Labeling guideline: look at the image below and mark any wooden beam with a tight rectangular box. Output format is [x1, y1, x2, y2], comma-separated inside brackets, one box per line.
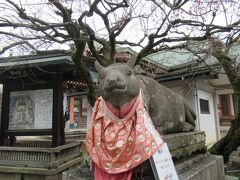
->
[52, 76, 64, 147]
[0, 85, 10, 146]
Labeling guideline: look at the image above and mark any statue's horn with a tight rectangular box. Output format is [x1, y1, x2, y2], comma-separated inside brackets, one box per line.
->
[126, 55, 137, 68]
[95, 60, 104, 73]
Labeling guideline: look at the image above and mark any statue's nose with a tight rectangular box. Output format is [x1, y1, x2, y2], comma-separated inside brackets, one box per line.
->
[107, 76, 121, 84]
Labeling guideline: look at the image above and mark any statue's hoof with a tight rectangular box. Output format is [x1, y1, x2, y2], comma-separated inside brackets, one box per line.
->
[183, 122, 194, 132]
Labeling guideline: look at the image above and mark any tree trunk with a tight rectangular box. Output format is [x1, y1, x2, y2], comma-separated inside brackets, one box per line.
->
[209, 117, 240, 162]
[210, 89, 240, 162]
[209, 49, 240, 162]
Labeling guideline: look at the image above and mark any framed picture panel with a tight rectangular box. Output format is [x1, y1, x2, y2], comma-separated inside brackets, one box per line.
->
[0, 71, 64, 147]
[0, 81, 62, 138]
[8, 89, 53, 130]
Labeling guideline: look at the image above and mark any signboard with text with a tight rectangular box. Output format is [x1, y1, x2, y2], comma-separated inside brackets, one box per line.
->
[150, 143, 179, 180]
[9, 89, 53, 130]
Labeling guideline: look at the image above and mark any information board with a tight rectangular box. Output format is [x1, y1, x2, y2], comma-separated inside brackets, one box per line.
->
[150, 143, 179, 180]
[9, 89, 53, 130]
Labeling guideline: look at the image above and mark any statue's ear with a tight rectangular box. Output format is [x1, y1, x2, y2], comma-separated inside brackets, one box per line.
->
[95, 60, 104, 73]
[133, 65, 147, 75]
[126, 55, 137, 68]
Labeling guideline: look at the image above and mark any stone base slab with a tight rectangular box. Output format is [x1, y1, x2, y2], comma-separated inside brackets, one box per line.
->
[177, 154, 225, 180]
[62, 154, 225, 180]
[163, 131, 206, 158]
[39, 130, 207, 159]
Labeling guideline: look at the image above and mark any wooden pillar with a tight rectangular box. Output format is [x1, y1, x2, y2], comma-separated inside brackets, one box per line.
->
[69, 97, 74, 124]
[218, 95, 223, 117]
[0, 84, 9, 146]
[227, 94, 232, 117]
[229, 94, 235, 116]
[52, 76, 64, 147]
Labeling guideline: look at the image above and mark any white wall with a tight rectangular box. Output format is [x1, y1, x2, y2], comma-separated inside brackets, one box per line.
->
[197, 89, 217, 146]
[63, 93, 68, 113]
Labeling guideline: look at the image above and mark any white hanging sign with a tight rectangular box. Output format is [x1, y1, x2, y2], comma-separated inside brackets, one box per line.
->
[150, 143, 179, 180]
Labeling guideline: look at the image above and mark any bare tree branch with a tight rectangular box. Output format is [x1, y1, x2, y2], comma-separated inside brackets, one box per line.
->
[0, 41, 37, 54]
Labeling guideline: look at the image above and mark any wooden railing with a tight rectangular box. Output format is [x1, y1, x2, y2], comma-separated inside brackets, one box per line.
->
[0, 140, 82, 169]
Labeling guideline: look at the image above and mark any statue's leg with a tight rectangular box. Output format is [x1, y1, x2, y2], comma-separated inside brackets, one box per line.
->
[184, 103, 196, 126]
[162, 121, 184, 133]
[182, 122, 195, 132]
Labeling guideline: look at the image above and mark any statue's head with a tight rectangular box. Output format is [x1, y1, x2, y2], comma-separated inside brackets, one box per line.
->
[95, 60, 140, 108]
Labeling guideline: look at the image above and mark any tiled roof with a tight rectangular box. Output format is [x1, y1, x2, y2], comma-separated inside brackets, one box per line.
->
[0, 53, 73, 69]
[146, 42, 240, 71]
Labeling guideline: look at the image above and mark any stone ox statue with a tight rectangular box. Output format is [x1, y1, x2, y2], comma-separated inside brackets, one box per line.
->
[95, 59, 196, 134]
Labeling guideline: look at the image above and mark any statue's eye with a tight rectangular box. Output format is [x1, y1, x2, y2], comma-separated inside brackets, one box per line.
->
[127, 70, 132, 75]
[100, 73, 104, 79]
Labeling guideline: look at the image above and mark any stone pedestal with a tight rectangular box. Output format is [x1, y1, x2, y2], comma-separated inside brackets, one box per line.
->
[176, 154, 225, 180]
[142, 131, 225, 180]
[163, 131, 206, 158]
[62, 131, 225, 180]
[0, 140, 83, 180]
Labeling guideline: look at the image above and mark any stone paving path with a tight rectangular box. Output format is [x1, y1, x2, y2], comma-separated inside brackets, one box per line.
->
[63, 166, 92, 180]
[225, 175, 240, 180]
[226, 147, 240, 179]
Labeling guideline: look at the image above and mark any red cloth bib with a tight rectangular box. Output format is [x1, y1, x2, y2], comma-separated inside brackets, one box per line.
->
[93, 162, 133, 180]
[86, 91, 163, 174]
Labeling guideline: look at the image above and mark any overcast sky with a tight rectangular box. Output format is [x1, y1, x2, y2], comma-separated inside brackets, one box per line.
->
[0, 0, 239, 56]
